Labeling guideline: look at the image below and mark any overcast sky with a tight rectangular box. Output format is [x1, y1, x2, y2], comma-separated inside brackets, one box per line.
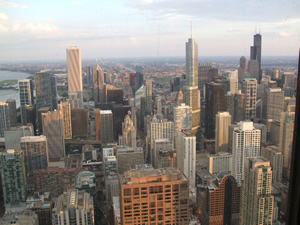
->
[0, 0, 299, 61]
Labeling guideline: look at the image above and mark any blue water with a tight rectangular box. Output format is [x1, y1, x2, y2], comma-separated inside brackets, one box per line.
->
[0, 70, 32, 108]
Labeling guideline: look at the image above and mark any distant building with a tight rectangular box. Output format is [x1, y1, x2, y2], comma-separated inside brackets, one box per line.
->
[0, 150, 26, 210]
[250, 33, 262, 83]
[67, 46, 83, 108]
[52, 190, 94, 225]
[116, 146, 144, 174]
[93, 64, 105, 107]
[99, 110, 114, 144]
[208, 152, 232, 175]
[153, 139, 176, 169]
[18, 79, 34, 106]
[232, 121, 261, 185]
[119, 168, 189, 224]
[215, 111, 231, 153]
[0, 102, 10, 136]
[240, 157, 274, 225]
[134, 66, 144, 95]
[0, 210, 38, 225]
[6, 99, 17, 127]
[145, 79, 153, 115]
[42, 111, 65, 160]
[20, 105, 36, 132]
[4, 125, 33, 150]
[76, 171, 96, 204]
[104, 156, 118, 177]
[105, 176, 120, 206]
[58, 102, 72, 139]
[71, 109, 89, 138]
[119, 114, 136, 148]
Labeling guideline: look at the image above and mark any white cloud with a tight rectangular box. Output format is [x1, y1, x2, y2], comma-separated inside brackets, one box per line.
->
[0, 23, 8, 32]
[0, 1, 28, 9]
[0, 12, 8, 20]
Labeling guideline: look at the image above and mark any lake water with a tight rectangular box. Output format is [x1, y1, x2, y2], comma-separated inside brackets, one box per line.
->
[0, 70, 32, 108]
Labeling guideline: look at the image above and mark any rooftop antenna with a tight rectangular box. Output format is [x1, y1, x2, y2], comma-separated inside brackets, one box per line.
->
[255, 23, 257, 34]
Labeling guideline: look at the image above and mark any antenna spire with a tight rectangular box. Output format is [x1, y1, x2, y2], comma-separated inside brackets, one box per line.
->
[191, 21, 193, 38]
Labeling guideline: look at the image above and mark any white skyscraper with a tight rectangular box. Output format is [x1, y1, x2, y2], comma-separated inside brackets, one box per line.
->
[184, 38, 200, 134]
[232, 121, 261, 185]
[67, 46, 83, 108]
[176, 130, 196, 189]
[215, 111, 231, 153]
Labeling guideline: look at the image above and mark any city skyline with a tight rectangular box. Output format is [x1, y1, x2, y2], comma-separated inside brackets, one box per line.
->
[0, 0, 299, 61]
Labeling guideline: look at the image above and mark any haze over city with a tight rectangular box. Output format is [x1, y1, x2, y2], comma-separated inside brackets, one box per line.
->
[0, 0, 300, 61]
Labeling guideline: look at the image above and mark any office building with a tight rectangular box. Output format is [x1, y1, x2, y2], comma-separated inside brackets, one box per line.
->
[58, 102, 72, 139]
[71, 109, 89, 138]
[6, 99, 17, 127]
[119, 168, 189, 225]
[20, 105, 36, 131]
[238, 56, 247, 81]
[0, 102, 10, 136]
[52, 190, 94, 225]
[184, 38, 200, 135]
[104, 156, 118, 177]
[261, 146, 283, 184]
[232, 121, 261, 185]
[229, 70, 239, 94]
[248, 60, 260, 81]
[0, 150, 26, 209]
[76, 171, 96, 203]
[215, 112, 231, 153]
[93, 64, 105, 107]
[107, 88, 124, 104]
[242, 78, 257, 120]
[279, 111, 295, 179]
[116, 146, 144, 174]
[145, 79, 153, 115]
[4, 125, 33, 150]
[199, 172, 240, 225]
[99, 110, 114, 144]
[18, 79, 34, 106]
[37, 107, 51, 135]
[224, 92, 234, 122]
[105, 175, 120, 206]
[176, 130, 196, 188]
[119, 114, 136, 147]
[205, 82, 225, 139]
[35, 71, 58, 111]
[198, 63, 212, 94]
[240, 157, 274, 225]
[67, 92, 82, 109]
[67, 46, 83, 108]
[250, 33, 262, 83]
[208, 152, 232, 175]
[27, 200, 52, 225]
[41, 111, 65, 160]
[33, 167, 85, 198]
[234, 91, 245, 123]
[153, 139, 176, 169]
[134, 66, 144, 94]
[266, 88, 284, 127]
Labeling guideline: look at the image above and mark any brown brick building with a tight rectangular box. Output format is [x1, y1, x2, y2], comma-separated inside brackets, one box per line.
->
[119, 168, 189, 225]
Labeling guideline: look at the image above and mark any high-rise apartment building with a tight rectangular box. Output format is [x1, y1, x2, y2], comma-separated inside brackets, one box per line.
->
[208, 152, 232, 175]
[250, 33, 262, 83]
[41, 111, 65, 160]
[93, 64, 105, 107]
[4, 125, 33, 150]
[242, 78, 257, 120]
[261, 146, 283, 184]
[116, 146, 144, 174]
[279, 111, 295, 179]
[58, 102, 72, 139]
[232, 121, 261, 185]
[66, 46, 83, 108]
[35, 71, 58, 111]
[119, 168, 189, 225]
[184, 38, 200, 135]
[176, 130, 196, 188]
[173, 103, 192, 133]
[52, 190, 94, 225]
[205, 82, 225, 139]
[240, 157, 274, 225]
[18, 79, 34, 106]
[0, 150, 26, 209]
[266, 88, 284, 127]
[145, 79, 153, 115]
[20, 136, 48, 188]
[0, 102, 10, 136]
[215, 111, 231, 153]
[119, 114, 136, 147]
[6, 99, 17, 127]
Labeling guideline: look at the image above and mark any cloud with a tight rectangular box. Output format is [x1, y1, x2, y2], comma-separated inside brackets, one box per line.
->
[0, 12, 8, 20]
[0, 1, 28, 9]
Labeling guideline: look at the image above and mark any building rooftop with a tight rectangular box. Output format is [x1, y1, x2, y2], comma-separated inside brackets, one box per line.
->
[113, 196, 120, 217]
[120, 168, 187, 185]
[116, 146, 143, 153]
[100, 110, 112, 114]
[20, 135, 47, 142]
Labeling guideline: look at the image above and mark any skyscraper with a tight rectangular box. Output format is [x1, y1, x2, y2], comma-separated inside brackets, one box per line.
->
[240, 157, 274, 225]
[215, 111, 231, 153]
[99, 110, 114, 144]
[238, 56, 246, 81]
[205, 82, 225, 139]
[35, 71, 58, 111]
[266, 88, 284, 127]
[232, 121, 261, 185]
[18, 79, 34, 106]
[242, 78, 257, 120]
[0, 150, 26, 209]
[6, 99, 17, 127]
[145, 79, 153, 115]
[0, 102, 10, 137]
[119, 168, 189, 224]
[176, 130, 196, 188]
[250, 33, 262, 83]
[185, 38, 200, 135]
[58, 102, 72, 139]
[119, 114, 136, 147]
[134, 66, 144, 94]
[41, 111, 65, 160]
[66, 46, 83, 108]
[93, 64, 105, 107]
